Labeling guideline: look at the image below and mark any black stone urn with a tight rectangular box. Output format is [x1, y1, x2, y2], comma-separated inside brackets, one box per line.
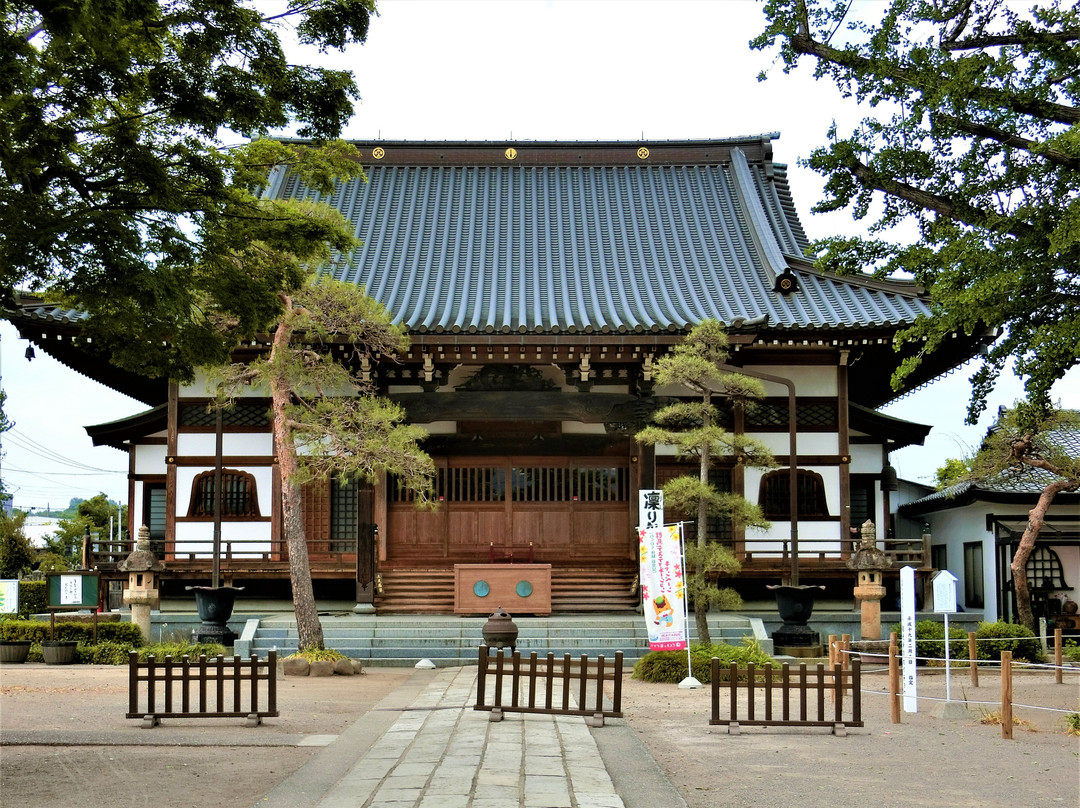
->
[481, 606, 518, 652]
[187, 585, 244, 646]
[767, 584, 825, 648]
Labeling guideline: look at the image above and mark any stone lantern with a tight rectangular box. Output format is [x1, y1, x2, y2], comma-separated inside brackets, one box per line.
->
[119, 525, 166, 643]
[846, 520, 892, 640]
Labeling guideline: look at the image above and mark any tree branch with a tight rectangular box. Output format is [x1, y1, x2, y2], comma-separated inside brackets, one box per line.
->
[940, 30, 1080, 51]
[789, 31, 1080, 125]
[840, 151, 1035, 238]
[932, 113, 1080, 170]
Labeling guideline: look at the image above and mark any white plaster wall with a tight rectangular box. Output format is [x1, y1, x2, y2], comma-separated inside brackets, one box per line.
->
[223, 433, 272, 456]
[563, 422, 607, 435]
[422, 421, 458, 435]
[1053, 545, 1079, 605]
[131, 484, 144, 531]
[134, 444, 167, 474]
[182, 371, 268, 398]
[752, 432, 839, 456]
[173, 521, 271, 557]
[927, 505, 996, 620]
[850, 444, 885, 474]
[742, 364, 838, 397]
[178, 433, 216, 455]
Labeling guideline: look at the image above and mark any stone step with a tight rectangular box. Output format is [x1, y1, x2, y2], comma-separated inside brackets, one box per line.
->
[245, 614, 767, 666]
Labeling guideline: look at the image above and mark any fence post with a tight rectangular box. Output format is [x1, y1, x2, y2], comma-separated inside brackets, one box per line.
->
[841, 634, 851, 673]
[828, 634, 838, 667]
[1000, 650, 1013, 741]
[1054, 628, 1063, 685]
[968, 632, 978, 688]
[889, 631, 900, 724]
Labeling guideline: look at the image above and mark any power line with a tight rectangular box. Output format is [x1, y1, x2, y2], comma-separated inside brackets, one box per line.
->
[6, 429, 122, 472]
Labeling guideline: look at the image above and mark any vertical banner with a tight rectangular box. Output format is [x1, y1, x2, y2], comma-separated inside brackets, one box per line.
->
[638, 523, 688, 651]
[900, 565, 918, 713]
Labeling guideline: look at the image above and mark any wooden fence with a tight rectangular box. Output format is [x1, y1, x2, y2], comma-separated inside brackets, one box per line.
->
[127, 651, 278, 727]
[709, 658, 863, 735]
[474, 645, 623, 726]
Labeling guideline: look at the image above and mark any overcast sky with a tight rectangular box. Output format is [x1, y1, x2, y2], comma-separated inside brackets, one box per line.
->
[2, 0, 1077, 512]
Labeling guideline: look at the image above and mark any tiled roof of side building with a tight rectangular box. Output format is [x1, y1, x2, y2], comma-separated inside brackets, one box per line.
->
[264, 138, 930, 335]
[901, 422, 1080, 513]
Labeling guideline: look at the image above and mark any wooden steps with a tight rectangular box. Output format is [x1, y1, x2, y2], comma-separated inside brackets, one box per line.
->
[375, 566, 638, 614]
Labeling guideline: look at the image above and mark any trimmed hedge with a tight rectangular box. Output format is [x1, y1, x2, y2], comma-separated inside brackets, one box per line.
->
[18, 580, 46, 617]
[972, 620, 1042, 663]
[632, 640, 775, 684]
[0, 618, 143, 645]
[892, 619, 1044, 664]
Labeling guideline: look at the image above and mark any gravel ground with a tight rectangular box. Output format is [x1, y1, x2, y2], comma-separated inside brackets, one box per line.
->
[2, 661, 1077, 808]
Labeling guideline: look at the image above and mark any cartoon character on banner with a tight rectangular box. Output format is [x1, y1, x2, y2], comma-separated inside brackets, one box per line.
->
[652, 594, 675, 627]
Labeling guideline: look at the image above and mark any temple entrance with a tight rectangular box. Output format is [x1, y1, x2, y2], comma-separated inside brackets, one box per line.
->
[386, 455, 635, 566]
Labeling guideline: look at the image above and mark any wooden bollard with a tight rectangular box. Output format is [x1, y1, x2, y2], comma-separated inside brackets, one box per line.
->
[841, 634, 851, 672]
[889, 631, 900, 724]
[828, 634, 838, 667]
[1000, 650, 1013, 740]
[968, 632, 979, 688]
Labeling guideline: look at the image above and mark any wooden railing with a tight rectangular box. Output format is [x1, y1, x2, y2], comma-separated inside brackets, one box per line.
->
[127, 651, 278, 727]
[92, 538, 360, 567]
[709, 658, 863, 734]
[735, 535, 927, 568]
[475, 645, 623, 726]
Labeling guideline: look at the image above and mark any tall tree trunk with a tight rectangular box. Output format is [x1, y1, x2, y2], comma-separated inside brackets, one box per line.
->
[1010, 479, 1075, 631]
[269, 300, 325, 651]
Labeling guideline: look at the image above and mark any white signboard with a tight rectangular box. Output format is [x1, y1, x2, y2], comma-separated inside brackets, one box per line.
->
[638, 489, 663, 531]
[59, 574, 83, 606]
[0, 579, 18, 614]
[932, 570, 958, 614]
[900, 565, 918, 713]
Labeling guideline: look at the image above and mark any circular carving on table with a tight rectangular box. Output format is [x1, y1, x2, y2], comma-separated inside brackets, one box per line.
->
[473, 580, 490, 597]
[515, 580, 533, 598]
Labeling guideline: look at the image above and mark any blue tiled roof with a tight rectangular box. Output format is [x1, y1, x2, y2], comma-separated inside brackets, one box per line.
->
[264, 139, 930, 335]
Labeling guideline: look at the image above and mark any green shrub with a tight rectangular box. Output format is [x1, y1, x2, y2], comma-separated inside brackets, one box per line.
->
[0, 618, 142, 645]
[632, 639, 775, 683]
[975, 620, 1043, 663]
[18, 580, 46, 617]
[288, 647, 347, 662]
[1063, 641, 1080, 663]
[891, 619, 968, 663]
[136, 642, 228, 661]
[76, 641, 137, 665]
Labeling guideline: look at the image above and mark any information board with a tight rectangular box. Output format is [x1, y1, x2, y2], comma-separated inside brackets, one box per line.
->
[46, 572, 100, 610]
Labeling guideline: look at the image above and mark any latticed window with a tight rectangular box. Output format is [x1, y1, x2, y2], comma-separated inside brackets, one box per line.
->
[179, 402, 270, 427]
[187, 470, 260, 517]
[1025, 546, 1069, 590]
[745, 400, 837, 430]
[330, 477, 359, 553]
[390, 463, 629, 503]
[758, 468, 829, 519]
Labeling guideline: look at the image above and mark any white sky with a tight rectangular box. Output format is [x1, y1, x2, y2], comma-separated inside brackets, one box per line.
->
[1, 0, 1077, 511]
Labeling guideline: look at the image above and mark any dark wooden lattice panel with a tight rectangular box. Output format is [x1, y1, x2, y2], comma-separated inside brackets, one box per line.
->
[179, 402, 270, 427]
